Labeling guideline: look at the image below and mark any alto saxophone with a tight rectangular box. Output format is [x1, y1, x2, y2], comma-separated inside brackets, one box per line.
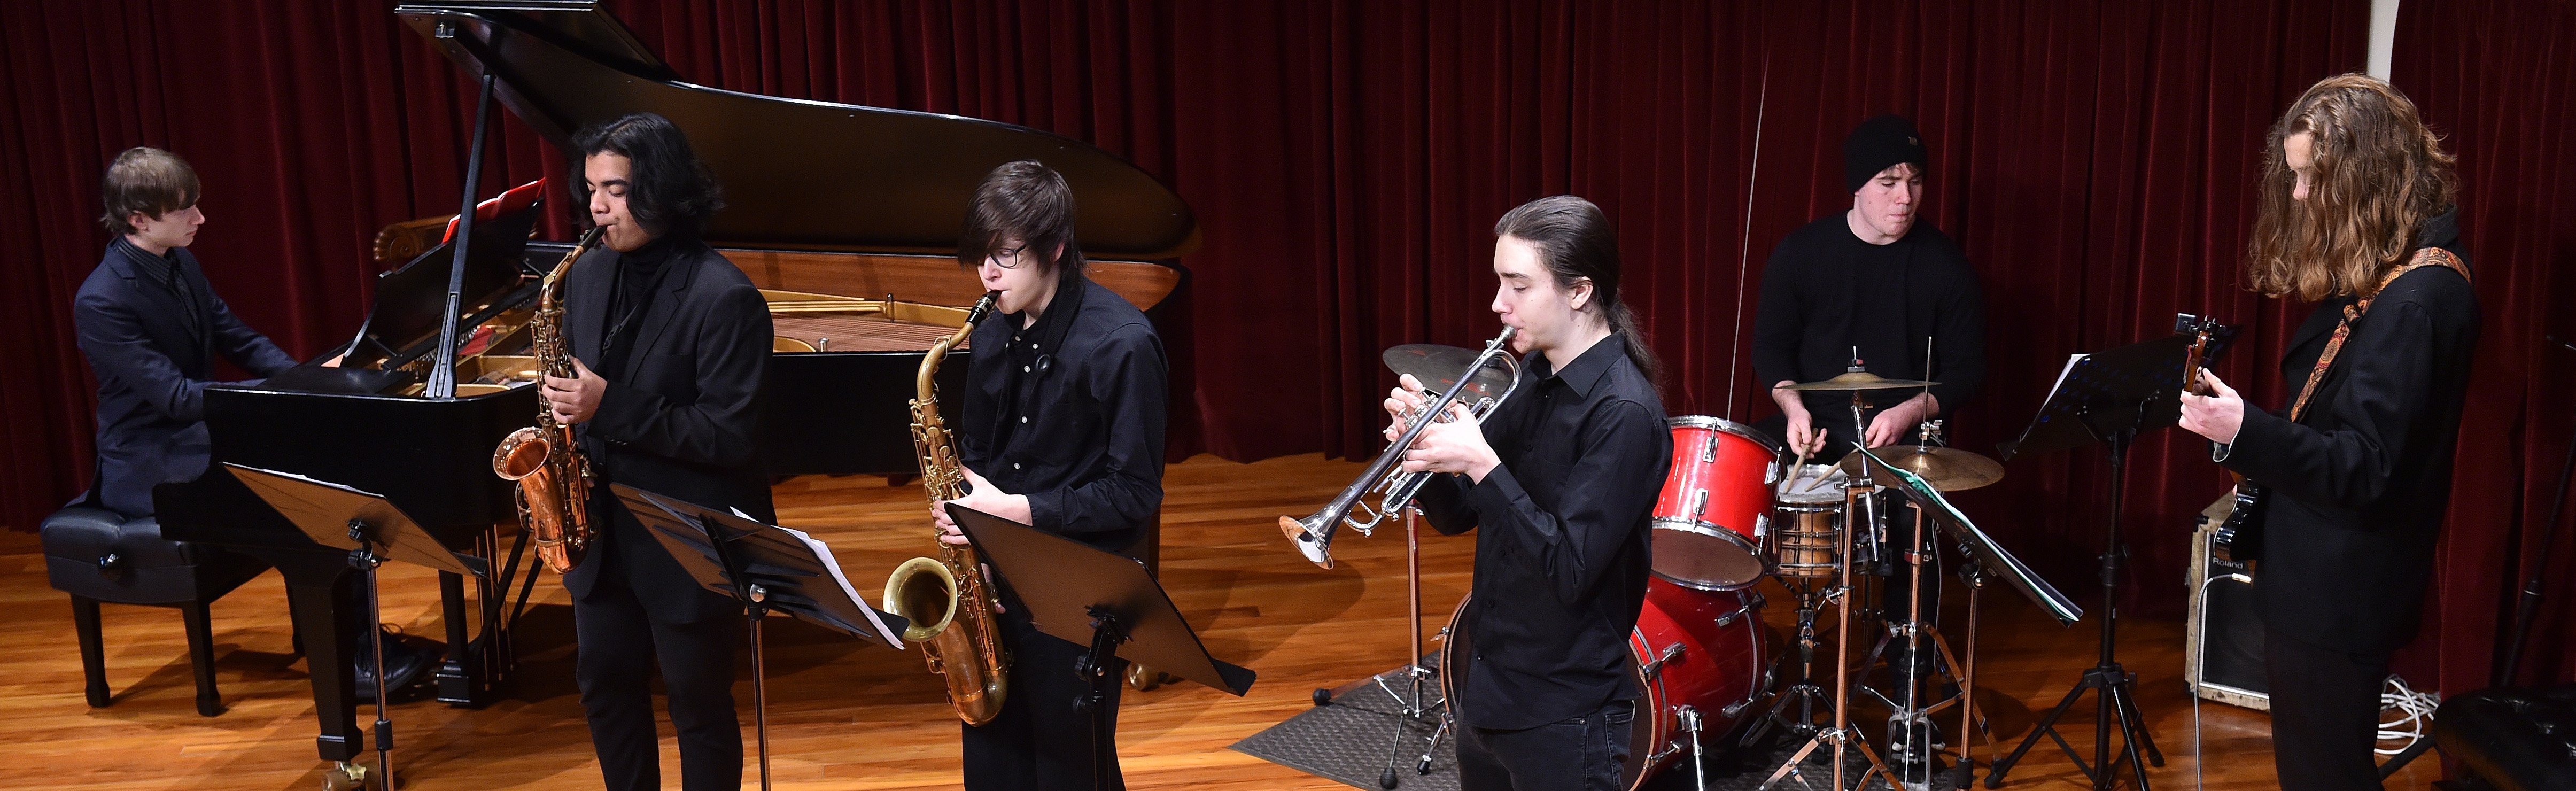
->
[886, 291, 1011, 725]
[492, 228, 605, 575]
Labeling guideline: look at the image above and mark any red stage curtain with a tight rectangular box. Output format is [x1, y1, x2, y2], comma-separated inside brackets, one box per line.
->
[2391, 0, 2576, 693]
[2, 1, 2568, 699]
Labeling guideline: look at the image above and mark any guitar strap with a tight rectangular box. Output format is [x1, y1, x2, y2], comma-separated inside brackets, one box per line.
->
[2284, 247, 2471, 422]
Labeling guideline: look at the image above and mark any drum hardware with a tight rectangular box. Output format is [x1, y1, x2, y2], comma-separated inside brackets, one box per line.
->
[1756, 461, 1907, 791]
[1852, 503, 1999, 789]
[1642, 642, 1688, 677]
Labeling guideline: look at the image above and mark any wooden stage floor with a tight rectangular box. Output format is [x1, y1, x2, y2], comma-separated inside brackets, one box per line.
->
[0, 453, 2440, 789]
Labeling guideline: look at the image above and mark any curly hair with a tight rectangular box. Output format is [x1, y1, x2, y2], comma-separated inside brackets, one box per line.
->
[2246, 74, 2457, 302]
[568, 113, 725, 237]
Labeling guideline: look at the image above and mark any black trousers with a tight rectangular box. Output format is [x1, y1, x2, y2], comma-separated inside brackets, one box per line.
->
[575, 555, 743, 791]
[2264, 633, 2391, 791]
[961, 605, 1124, 790]
[1455, 697, 1635, 791]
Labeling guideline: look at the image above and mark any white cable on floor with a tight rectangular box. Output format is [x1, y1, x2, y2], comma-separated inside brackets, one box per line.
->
[2375, 674, 2440, 756]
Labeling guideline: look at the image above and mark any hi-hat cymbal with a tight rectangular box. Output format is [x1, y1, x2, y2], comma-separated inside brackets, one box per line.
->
[1837, 445, 2005, 492]
[1383, 344, 1517, 404]
[1779, 370, 1938, 391]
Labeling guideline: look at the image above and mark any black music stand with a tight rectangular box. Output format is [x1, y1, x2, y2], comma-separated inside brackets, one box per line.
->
[1985, 317, 2231, 791]
[611, 485, 908, 791]
[228, 463, 489, 790]
[947, 503, 1258, 790]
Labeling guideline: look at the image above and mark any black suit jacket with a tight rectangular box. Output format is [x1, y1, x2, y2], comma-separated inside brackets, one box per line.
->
[2223, 210, 2480, 654]
[73, 242, 299, 518]
[559, 239, 775, 623]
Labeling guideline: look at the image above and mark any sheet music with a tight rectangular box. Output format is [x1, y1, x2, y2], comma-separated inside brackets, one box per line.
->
[773, 523, 906, 648]
[2043, 353, 2086, 405]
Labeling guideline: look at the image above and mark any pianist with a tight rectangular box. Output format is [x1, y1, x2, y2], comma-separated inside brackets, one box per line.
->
[539, 112, 774, 791]
[74, 146, 300, 519]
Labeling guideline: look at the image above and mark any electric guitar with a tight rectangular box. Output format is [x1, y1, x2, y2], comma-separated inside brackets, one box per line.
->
[2179, 314, 2262, 564]
[2214, 476, 2265, 564]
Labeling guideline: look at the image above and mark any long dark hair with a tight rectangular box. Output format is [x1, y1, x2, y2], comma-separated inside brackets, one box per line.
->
[1494, 195, 1659, 384]
[2247, 74, 2456, 301]
[569, 112, 725, 238]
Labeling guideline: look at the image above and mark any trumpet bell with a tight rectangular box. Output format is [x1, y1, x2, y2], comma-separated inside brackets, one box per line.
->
[1277, 515, 1335, 569]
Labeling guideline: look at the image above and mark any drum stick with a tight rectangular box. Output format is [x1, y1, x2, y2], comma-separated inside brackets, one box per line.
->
[1780, 446, 1811, 497]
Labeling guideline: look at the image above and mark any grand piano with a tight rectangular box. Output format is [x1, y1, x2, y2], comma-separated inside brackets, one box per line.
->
[153, 0, 1194, 775]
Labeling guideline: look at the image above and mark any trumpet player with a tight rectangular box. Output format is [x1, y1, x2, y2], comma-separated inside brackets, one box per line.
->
[1388, 196, 1671, 791]
[541, 113, 774, 791]
[928, 159, 1170, 790]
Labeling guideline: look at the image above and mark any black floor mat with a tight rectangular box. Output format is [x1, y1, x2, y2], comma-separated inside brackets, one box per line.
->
[1231, 662, 1951, 790]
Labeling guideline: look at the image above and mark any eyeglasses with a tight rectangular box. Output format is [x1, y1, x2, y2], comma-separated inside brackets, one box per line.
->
[987, 245, 1028, 269]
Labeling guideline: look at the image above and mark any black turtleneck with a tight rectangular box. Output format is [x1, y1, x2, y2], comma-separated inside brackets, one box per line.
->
[600, 233, 681, 376]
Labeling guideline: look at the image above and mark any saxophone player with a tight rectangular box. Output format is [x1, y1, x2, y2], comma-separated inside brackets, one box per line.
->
[539, 112, 774, 791]
[1387, 196, 1670, 791]
[927, 159, 1170, 790]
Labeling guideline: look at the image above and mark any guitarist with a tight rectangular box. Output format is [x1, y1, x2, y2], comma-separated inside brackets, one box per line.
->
[2179, 74, 2478, 791]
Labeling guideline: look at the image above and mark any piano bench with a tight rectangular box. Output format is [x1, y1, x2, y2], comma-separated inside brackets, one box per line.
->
[40, 506, 270, 717]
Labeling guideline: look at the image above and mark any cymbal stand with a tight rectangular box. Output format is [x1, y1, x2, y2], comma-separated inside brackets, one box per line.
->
[1742, 577, 1833, 747]
[1309, 509, 1450, 789]
[1758, 422, 1905, 791]
[1942, 552, 1996, 789]
[1850, 503, 1999, 789]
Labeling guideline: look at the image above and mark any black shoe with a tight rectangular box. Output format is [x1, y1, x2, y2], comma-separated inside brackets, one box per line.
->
[353, 626, 438, 702]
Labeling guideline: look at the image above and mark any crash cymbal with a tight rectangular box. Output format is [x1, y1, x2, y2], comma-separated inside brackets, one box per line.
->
[1383, 344, 1518, 404]
[1837, 445, 2005, 492]
[1779, 370, 1938, 391]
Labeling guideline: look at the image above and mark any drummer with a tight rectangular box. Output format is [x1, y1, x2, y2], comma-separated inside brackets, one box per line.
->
[1749, 113, 1985, 460]
[1747, 114, 1987, 773]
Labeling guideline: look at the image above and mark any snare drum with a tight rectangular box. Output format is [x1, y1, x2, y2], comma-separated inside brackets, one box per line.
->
[1650, 416, 1782, 591]
[1441, 579, 1766, 789]
[1770, 466, 1848, 580]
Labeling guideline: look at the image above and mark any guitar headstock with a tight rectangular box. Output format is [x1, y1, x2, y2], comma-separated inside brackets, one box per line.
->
[2175, 313, 2237, 395]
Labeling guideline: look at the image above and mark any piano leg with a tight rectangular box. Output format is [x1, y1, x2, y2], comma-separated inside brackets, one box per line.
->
[266, 547, 365, 762]
[435, 524, 517, 707]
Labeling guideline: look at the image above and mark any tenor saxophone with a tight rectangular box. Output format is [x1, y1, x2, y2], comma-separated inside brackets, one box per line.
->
[885, 291, 1011, 725]
[492, 228, 604, 575]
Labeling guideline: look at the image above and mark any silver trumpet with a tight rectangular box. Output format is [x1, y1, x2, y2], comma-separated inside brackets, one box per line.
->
[1278, 325, 1522, 569]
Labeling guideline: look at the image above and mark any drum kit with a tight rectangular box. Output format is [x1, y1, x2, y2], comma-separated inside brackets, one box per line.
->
[1299, 345, 2040, 790]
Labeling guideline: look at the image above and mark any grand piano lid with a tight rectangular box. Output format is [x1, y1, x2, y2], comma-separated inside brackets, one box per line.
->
[394, 1, 1199, 260]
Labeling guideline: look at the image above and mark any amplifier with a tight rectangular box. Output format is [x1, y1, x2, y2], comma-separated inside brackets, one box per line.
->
[2186, 493, 2269, 710]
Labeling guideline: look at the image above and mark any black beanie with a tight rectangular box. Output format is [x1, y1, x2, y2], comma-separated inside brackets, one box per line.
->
[1844, 114, 1928, 193]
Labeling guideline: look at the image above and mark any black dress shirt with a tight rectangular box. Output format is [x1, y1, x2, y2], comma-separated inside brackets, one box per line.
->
[1414, 335, 1672, 730]
[1751, 215, 1985, 439]
[959, 270, 1169, 554]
